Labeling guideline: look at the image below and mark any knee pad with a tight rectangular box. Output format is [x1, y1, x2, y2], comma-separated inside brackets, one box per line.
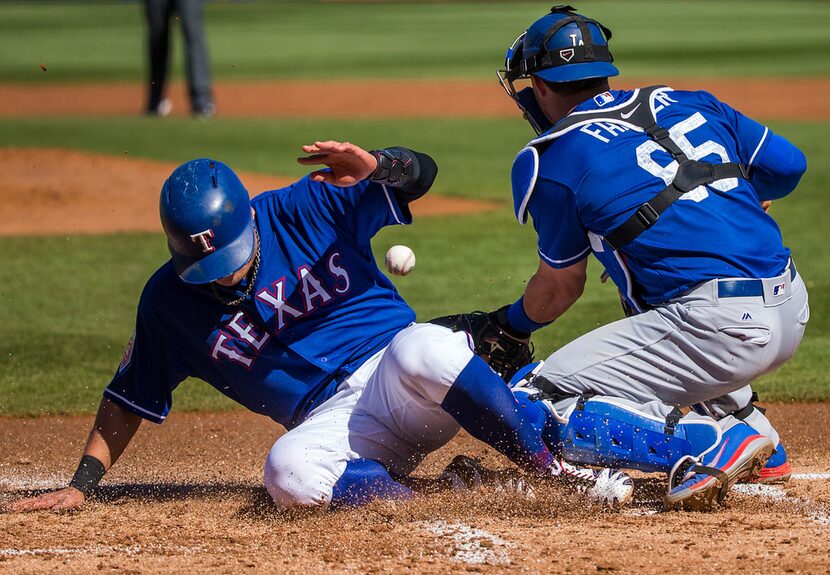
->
[263, 443, 338, 510]
[510, 361, 570, 452]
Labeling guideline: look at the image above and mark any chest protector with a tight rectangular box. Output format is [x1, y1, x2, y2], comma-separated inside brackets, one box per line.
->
[512, 86, 748, 313]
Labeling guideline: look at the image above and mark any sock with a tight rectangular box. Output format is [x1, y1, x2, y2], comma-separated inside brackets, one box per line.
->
[330, 458, 413, 508]
[441, 356, 553, 472]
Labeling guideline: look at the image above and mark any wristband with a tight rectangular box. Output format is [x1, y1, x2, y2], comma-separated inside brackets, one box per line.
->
[68, 455, 106, 496]
[506, 297, 553, 334]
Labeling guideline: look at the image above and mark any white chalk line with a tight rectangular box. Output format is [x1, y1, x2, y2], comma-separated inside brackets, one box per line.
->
[732, 483, 830, 526]
[792, 472, 830, 480]
[424, 521, 511, 566]
[621, 473, 830, 525]
[0, 543, 212, 558]
[0, 475, 66, 491]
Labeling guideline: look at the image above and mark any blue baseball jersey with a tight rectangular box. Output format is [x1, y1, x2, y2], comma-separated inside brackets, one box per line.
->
[512, 88, 806, 305]
[105, 177, 415, 428]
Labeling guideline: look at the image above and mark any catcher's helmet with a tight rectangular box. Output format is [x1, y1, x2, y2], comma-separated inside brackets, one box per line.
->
[497, 5, 619, 134]
[502, 5, 618, 85]
[159, 159, 254, 285]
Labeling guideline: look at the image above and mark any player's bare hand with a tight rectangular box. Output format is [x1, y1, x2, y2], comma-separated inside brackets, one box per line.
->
[297, 140, 378, 187]
[761, 200, 772, 213]
[4, 487, 85, 513]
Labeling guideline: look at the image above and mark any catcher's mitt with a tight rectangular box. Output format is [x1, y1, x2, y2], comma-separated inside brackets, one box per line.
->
[429, 306, 533, 382]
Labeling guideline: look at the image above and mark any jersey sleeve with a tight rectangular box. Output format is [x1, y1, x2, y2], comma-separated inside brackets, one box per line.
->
[527, 176, 591, 268]
[103, 302, 189, 424]
[712, 95, 807, 200]
[300, 176, 411, 244]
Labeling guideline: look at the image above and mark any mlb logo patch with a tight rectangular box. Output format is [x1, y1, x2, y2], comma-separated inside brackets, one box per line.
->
[594, 91, 614, 107]
[772, 282, 786, 296]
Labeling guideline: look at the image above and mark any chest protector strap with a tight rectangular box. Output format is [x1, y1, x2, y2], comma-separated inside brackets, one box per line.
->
[531, 86, 748, 250]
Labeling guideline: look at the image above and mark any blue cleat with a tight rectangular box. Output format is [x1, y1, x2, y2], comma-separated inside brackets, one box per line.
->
[665, 422, 774, 511]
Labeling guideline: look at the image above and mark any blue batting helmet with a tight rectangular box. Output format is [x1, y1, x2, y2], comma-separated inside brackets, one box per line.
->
[159, 159, 255, 285]
[500, 5, 618, 85]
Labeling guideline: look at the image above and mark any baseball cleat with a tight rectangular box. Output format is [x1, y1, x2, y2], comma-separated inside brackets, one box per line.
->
[547, 458, 634, 510]
[664, 422, 774, 511]
[439, 455, 536, 498]
[147, 98, 172, 117]
[741, 443, 791, 484]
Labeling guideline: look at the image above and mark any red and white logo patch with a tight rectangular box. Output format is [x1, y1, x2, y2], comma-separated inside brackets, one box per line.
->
[190, 229, 216, 254]
[559, 48, 575, 62]
[118, 330, 136, 372]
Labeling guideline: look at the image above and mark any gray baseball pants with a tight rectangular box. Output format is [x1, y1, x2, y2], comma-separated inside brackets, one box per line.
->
[537, 265, 809, 445]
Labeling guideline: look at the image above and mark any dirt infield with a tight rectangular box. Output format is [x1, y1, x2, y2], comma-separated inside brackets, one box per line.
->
[0, 148, 499, 236]
[0, 403, 829, 574]
[2, 77, 828, 120]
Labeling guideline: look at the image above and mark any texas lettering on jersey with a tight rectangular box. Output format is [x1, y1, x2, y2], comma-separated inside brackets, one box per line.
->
[210, 251, 352, 369]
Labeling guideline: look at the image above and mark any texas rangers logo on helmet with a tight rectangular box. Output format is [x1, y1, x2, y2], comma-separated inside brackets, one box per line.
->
[190, 229, 216, 254]
[559, 48, 575, 62]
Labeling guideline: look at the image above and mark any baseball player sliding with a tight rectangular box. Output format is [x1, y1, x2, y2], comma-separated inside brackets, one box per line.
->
[7, 141, 634, 514]
[441, 5, 808, 511]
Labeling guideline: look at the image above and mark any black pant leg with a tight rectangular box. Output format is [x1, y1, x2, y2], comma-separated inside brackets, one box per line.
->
[145, 0, 173, 111]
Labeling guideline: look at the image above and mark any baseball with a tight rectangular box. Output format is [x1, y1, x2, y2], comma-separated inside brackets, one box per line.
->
[385, 245, 416, 276]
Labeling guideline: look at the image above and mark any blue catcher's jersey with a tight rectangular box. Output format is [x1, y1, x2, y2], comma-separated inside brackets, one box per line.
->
[512, 88, 799, 306]
[105, 177, 415, 428]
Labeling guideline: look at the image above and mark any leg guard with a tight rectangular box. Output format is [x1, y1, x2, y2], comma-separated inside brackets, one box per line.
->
[511, 368, 721, 473]
[564, 397, 722, 473]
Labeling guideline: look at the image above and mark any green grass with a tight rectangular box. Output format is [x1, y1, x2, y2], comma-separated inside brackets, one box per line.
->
[1, 1, 828, 84]
[1, 0, 828, 413]
[0, 115, 828, 414]
[0, 116, 531, 200]
[0, 115, 821, 203]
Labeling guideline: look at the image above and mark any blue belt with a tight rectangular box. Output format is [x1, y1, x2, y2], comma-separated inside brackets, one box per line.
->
[717, 263, 796, 299]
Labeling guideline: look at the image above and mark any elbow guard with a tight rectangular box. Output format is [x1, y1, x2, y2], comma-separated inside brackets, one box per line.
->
[369, 147, 437, 203]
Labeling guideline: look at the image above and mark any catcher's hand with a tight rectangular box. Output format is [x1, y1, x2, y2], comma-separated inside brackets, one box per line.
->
[429, 306, 533, 382]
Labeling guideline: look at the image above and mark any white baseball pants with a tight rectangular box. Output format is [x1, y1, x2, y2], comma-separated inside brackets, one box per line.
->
[263, 323, 473, 509]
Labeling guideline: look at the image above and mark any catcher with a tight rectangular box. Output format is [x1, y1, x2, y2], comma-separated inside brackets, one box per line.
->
[6, 140, 634, 514]
[435, 6, 809, 511]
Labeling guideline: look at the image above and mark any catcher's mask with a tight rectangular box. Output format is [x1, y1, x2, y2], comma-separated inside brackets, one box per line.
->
[497, 5, 619, 134]
[160, 159, 255, 285]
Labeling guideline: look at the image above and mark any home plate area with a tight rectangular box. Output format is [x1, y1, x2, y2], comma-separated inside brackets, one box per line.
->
[1, 405, 828, 574]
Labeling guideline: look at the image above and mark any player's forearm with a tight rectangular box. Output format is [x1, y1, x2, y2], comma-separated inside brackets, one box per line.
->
[85, 398, 143, 468]
[750, 134, 806, 201]
[521, 260, 587, 324]
[68, 398, 142, 495]
[522, 276, 579, 323]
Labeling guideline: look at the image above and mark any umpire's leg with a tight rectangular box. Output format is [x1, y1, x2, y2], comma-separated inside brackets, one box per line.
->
[175, 0, 213, 113]
[145, 0, 172, 112]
